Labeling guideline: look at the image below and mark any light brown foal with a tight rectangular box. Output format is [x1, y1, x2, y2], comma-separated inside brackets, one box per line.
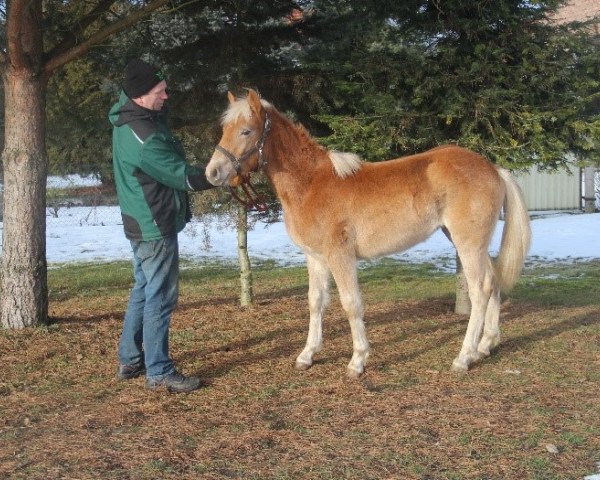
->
[205, 90, 531, 377]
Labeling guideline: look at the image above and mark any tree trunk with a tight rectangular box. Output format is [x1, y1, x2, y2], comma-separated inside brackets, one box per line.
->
[454, 252, 471, 315]
[1, 68, 48, 328]
[236, 203, 253, 306]
[0, 0, 171, 330]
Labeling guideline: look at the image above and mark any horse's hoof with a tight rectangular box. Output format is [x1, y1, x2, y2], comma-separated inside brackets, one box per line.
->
[477, 337, 500, 357]
[346, 366, 363, 379]
[451, 357, 469, 372]
[295, 361, 312, 371]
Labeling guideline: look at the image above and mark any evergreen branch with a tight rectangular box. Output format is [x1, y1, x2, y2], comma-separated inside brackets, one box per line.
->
[44, 0, 171, 75]
[162, 0, 206, 14]
[45, 0, 118, 61]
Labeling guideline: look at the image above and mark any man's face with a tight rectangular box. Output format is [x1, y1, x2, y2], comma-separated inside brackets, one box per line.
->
[135, 80, 168, 111]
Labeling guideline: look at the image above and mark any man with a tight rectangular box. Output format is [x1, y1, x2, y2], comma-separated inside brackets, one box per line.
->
[109, 58, 213, 393]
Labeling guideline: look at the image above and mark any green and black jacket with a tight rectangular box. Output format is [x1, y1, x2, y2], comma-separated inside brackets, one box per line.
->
[109, 91, 212, 241]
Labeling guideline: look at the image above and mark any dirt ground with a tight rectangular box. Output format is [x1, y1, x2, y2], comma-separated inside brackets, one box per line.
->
[1, 282, 599, 479]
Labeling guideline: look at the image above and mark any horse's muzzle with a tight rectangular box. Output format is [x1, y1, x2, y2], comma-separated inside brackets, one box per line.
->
[205, 163, 228, 186]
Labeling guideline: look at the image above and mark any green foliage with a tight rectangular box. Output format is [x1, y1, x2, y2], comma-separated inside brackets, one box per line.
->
[42, 1, 146, 184]
[46, 57, 116, 183]
[313, 114, 393, 160]
[37, 1, 600, 186]
[305, 0, 600, 169]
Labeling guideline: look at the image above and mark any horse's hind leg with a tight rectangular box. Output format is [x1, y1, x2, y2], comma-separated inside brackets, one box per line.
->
[477, 288, 501, 357]
[295, 253, 331, 371]
[452, 251, 496, 371]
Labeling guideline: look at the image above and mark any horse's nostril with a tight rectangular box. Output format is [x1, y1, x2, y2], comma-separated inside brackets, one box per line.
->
[206, 167, 219, 184]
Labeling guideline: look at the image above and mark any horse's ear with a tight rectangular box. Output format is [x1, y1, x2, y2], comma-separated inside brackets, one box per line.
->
[227, 91, 236, 104]
[247, 89, 263, 116]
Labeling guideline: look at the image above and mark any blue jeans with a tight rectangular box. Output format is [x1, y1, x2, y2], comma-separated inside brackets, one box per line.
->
[118, 236, 179, 380]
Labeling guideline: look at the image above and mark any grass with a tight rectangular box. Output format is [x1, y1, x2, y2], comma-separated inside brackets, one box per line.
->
[514, 261, 600, 306]
[1, 259, 600, 479]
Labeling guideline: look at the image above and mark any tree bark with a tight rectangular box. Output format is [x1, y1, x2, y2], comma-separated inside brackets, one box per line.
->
[1, 81, 48, 325]
[1, 0, 48, 329]
[236, 204, 253, 306]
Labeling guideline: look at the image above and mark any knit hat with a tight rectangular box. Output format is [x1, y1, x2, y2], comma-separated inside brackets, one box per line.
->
[123, 59, 165, 98]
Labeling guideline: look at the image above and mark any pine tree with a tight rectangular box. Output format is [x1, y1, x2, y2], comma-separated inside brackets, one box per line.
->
[302, 0, 600, 169]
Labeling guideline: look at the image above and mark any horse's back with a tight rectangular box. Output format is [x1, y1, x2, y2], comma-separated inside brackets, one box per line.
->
[385, 144, 497, 178]
[287, 144, 506, 260]
[418, 145, 503, 198]
[342, 145, 505, 258]
[354, 144, 503, 206]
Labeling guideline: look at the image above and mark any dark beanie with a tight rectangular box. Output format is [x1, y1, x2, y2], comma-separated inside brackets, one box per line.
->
[123, 59, 165, 98]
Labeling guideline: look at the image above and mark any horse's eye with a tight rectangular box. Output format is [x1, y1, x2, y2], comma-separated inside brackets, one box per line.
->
[241, 129, 252, 136]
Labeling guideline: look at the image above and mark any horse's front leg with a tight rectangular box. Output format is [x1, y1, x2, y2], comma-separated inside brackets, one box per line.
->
[329, 255, 369, 378]
[295, 254, 330, 371]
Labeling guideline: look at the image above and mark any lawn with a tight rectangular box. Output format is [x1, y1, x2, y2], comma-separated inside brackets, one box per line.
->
[1, 260, 599, 479]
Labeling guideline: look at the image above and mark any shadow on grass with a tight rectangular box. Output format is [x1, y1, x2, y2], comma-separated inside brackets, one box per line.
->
[47, 262, 600, 383]
[48, 290, 247, 325]
[48, 311, 122, 325]
[178, 297, 467, 380]
[181, 294, 599, 381]
[500, 307, 600, 355]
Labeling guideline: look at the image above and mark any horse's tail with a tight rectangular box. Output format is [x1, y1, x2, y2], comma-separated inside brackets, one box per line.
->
[495, 168, 532, 292]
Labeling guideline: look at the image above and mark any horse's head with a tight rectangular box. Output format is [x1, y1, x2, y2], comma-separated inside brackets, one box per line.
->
[205, 89, 271, 187]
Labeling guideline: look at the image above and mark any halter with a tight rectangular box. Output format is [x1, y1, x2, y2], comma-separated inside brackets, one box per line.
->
[215, 112, 271, 212]
[215, 112, 271, 176]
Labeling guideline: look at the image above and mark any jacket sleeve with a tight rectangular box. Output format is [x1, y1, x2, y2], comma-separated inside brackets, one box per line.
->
[138, 134, 214, 191]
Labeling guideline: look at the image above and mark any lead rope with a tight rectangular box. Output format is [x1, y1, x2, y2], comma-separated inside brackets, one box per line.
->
[229, 182, 268, 212]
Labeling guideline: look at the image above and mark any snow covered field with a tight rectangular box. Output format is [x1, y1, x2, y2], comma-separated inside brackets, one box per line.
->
[2, 204, 598, 268]
[2, 174, 595, 267]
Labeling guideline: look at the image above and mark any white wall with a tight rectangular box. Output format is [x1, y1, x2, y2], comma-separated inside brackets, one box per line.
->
[514, 168, 581, 211]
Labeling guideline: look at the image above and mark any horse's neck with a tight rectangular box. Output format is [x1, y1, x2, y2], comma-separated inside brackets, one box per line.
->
[263, 112, 325, 206]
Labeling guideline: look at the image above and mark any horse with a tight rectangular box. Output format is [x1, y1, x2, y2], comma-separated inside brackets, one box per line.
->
[205, 89, 531, 378]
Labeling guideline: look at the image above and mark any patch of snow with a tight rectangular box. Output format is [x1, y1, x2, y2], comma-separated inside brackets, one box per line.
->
[1, 207, 598, 267]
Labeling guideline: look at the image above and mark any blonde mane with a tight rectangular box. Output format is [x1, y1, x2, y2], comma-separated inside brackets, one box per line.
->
[328, 151, 363, 178]
[222, 94, 362, 179]
[222, 96, 272, 125]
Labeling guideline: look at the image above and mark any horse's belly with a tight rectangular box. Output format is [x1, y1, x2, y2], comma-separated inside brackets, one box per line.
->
[283, 210, 441, 261]
[355, 224, 439, 260]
